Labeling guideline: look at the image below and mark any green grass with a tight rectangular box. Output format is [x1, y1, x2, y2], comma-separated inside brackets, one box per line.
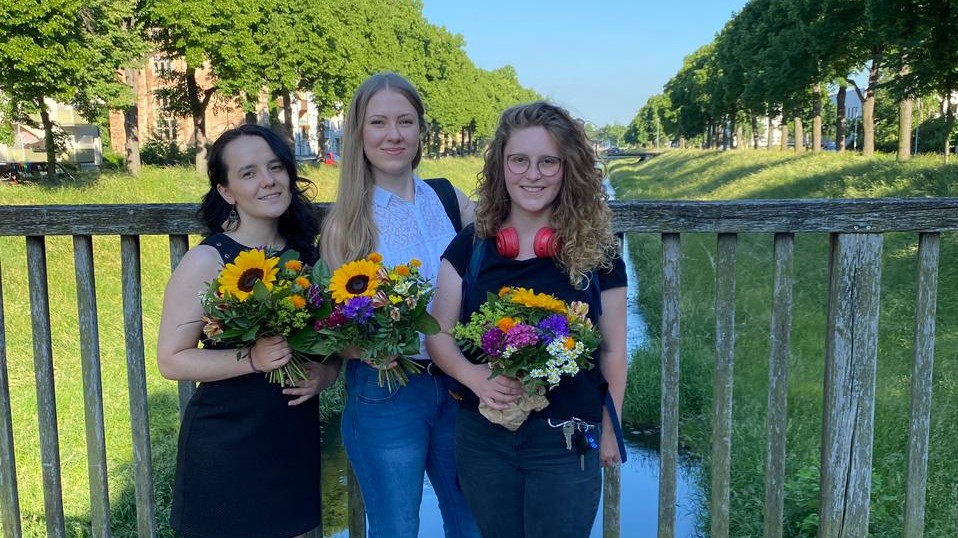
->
[0, 156, 484, 537]
[614, 149, 958, 537]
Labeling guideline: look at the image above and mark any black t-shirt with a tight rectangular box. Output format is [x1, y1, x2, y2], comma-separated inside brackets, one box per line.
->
[442, 226, 627, 422]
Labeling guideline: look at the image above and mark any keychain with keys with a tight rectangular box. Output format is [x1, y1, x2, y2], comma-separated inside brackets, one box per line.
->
[574, 425, 598, 470]
[562, 421, 575, 451]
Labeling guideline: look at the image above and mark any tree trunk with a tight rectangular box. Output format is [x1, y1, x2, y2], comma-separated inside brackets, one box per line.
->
[679, 136, 686, 149]
[862, 56, 881, 157]
[813, 83, 822, 153]
[767, 116, 774, 150]
[185, 66, 211, 172]
[244, 111, 257, 124]
[944, 104, 954, 164]
[281, 90, 295, 149]
[38, 97, 57, 181]
[898, 98, 913, 161]
[794, 117, 804, 153]
[123, 68, 142, 177]
[837, 87, 847, 152]
[780, 121, 789, 151]
[735, 124, 744, 150]
[751, 114, 759, 149]
[317, 118, 327, 157]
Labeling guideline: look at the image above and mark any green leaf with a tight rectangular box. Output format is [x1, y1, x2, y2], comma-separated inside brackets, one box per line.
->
[413, 312, 440, 335]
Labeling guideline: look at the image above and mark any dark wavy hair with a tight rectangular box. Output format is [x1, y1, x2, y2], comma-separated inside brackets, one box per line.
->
[198, 124, 319, 264]
[475, 101, 618, 288]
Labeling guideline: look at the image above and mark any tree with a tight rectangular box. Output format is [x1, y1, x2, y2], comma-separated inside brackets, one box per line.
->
[0, 0, 142, 177]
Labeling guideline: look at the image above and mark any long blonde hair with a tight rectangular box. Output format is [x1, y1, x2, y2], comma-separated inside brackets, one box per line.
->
[475, 101, 618, 288]
[320, 72, 427, 268]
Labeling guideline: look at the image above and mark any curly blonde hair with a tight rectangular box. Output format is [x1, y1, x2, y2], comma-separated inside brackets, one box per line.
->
[475, 101, 619, 288]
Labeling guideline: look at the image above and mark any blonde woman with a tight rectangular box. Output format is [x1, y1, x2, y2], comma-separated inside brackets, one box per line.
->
[321, 72, 480, 538]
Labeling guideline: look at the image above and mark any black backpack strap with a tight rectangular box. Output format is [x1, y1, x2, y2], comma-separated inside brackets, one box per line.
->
[425, 177, 463, 233]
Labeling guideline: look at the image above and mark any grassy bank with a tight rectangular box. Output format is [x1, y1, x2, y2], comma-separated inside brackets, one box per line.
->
[614, 150, 958, 536]
[0, 157, 483, 537]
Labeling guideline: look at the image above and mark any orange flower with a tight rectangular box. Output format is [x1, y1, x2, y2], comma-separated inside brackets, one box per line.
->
[285, 259, 303, 272]
[496, 317, 517, 332]
[409, 258, 422, 268]
[394, 265, 410, 277]
[563, 337, 576, 350]
[368, 252, 384, 264]
[295, 276, 310, 289]
[498, 286, 513, 298]
[290, 295, 307, 309]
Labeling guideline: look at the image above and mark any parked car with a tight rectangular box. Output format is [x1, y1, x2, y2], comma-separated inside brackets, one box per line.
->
[605, 146, 622, 155]
[0, 161, 77, 183]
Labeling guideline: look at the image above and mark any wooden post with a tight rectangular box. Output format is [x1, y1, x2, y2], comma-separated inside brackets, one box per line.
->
[26, 236, 66, 538]
[903, 233, 940, 537]
[74, 236, 112, 537]
[347, 460, 365, 537]
[711, 234, 737, 538]
[658, 233, 681, 538]
[603, 465, 621, 537]
[121, 235, 156, 537]
[764, 234, 794, 538]
[0, 258, 23, 538]
[819, 233, 883, 537]
[167, 234, 196, 419]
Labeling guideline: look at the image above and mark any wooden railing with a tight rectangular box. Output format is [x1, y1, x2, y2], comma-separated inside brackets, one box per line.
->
[1, 198, 956, 538]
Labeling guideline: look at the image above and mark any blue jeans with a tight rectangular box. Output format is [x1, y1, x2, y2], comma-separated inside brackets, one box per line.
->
[454, 409, 602, 538]
[341, 360, 480, 538]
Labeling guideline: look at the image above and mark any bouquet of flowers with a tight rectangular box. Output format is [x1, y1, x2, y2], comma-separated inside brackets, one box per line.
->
[302, 253, 440, 389]
[200, 247, 332, 387]
[453, 286, 600, 430]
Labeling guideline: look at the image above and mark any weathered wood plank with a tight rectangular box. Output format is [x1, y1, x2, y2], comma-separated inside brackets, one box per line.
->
[658, 233, 681, 538]
[603, 465, 622, 538]
[26, 236, 66, 537]
[903, 232, 940, 538]
[3, 199, 958, 236]
[168, 234, 196, 420]
[764, 233, 794, 538]
[347, 460, 365, 537]
[0, 258, 23, 538]
[73, 236, 112, 538]
[711, 233, 737, 538]
[819, 233, 883, 538]
[609, 198, 958, 233]
[120, 235, 156, 537]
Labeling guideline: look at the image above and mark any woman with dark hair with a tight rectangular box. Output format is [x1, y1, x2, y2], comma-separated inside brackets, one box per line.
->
[158, 124, 338, 537]
[426, 101, 628, 537]
[321, 72, 480, 538]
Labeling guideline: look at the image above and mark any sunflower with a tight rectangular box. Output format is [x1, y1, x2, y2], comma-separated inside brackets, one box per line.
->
[509, 287, 567, 314]
[329, 259, 381, 303]
[218, 249, 279, 300]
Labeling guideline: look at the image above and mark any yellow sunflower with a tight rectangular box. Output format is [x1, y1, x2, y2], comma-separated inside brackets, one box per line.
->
[329, 259, 381, 303]
[509, 287, 567, 314]
[218, 249, 279, 301]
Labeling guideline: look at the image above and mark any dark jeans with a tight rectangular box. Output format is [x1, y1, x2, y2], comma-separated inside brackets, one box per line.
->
[454, 408, 602, 538]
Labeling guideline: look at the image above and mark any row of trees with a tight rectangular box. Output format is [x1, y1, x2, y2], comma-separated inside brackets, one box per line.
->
[0, 0, 539, 175]
[625, 0, 958, 161]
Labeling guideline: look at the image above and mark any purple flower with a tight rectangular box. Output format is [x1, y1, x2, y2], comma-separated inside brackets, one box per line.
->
[343, 296, 374, 324]
[317, 305, 347, 329]
[505, 324, 539, 349]
[307, 285, 325, 308]
[481, 328, 505, 357]
[537, 314, 569, 343]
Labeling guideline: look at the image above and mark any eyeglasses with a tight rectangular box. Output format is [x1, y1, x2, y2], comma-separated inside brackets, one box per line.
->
[505, 153, 562, 177]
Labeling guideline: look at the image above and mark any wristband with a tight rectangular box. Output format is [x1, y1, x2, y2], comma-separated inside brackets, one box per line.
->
[247, 348, 263, 374]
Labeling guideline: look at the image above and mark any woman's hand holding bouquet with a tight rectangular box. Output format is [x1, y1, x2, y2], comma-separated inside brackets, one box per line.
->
[298, 253, 441, 390]
[453, 286, 599, 430]
[200, 248, 332, 387]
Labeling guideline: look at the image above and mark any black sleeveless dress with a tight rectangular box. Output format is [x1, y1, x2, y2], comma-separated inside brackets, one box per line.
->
[170, 234, 322, 538]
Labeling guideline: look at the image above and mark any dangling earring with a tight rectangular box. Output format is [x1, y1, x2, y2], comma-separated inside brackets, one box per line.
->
[223, 205, 240, 232]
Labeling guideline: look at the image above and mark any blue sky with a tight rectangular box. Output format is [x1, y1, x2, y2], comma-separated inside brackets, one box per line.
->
[421, 0, 749, 127]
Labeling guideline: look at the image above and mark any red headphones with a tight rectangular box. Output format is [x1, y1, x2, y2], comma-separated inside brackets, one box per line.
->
[496, 227, 559, 258]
